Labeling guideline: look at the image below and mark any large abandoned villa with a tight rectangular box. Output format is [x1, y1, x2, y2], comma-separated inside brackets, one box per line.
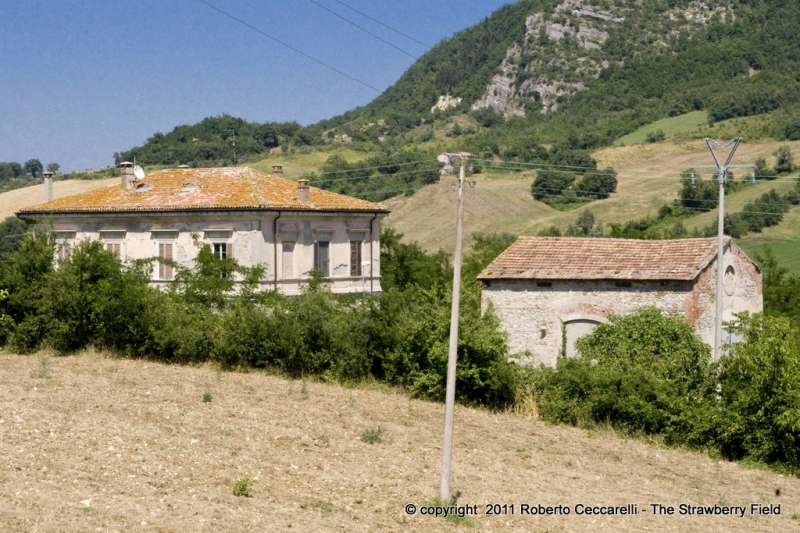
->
[17, 163, 390, 295]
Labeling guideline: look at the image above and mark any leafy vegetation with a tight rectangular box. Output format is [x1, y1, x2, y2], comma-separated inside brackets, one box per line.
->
[527, 307, 800, 471]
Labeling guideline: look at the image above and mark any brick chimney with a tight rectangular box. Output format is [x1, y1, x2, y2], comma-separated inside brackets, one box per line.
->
[43, 171, 54, 201]
[297, 179, 310, 204]
[272, 165, 283, 178]
[120, 161, 134, 189]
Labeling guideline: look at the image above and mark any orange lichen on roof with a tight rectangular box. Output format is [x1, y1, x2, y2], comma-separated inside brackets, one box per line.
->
[19, 167, 389, 214]
[478, 237, 733, 281]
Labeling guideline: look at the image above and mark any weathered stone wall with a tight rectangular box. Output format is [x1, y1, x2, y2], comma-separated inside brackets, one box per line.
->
[51, 211, 384, 295]
[481, 243, 762, 366]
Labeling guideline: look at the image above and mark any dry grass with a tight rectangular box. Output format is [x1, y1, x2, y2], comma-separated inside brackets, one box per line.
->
[0, 178, 119, 221]
[1, 350, 797, 532]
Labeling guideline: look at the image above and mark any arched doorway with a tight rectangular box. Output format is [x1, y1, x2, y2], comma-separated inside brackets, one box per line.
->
[563, 319, 602, 358]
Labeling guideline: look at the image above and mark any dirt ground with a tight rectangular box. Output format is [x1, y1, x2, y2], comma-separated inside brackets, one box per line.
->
[1, 350, 798, 533]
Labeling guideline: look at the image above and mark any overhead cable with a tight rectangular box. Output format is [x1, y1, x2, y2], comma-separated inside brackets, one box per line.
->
[196, 0, 381, 92]
[308, 0, 419, 59]
[330, 0, 431, 48]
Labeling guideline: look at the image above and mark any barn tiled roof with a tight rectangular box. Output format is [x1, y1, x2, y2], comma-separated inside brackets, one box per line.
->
[18, 167, 388, 214]
[478, 237, 732, 281]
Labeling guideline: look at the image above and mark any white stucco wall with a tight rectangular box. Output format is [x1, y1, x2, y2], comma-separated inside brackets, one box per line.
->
[481, 243, 762, 367]
[49, 210, 385, 295]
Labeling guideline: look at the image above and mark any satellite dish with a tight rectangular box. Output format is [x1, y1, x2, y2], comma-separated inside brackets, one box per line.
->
[133, 165, 145, 181]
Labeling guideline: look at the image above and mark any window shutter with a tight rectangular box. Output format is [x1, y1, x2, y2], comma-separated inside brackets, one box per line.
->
[226, 243, 233, 259]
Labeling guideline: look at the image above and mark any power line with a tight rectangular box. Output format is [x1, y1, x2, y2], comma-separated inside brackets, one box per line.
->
[308, 0, 419, 60]
[291, 158, 439, 181]
[309, 166, 440, 185]
[196, 0, 381, 93]
[330, 0, 432, 48]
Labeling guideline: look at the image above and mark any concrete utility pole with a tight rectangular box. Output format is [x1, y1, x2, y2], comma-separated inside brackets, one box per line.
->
[692, 137, 753, 360]
[437, 151, 472, 503]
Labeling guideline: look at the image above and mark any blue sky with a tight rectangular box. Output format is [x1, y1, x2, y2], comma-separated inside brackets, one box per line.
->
[0, 0, 510, 172]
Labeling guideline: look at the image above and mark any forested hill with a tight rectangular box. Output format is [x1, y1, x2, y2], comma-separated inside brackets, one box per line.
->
[118, 0, 800, 173]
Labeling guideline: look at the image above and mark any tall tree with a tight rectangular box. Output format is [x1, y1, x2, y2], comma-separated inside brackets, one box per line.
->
[23, 159, 43, 178]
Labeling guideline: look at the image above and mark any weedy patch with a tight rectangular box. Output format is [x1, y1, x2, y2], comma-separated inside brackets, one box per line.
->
[203, 388, 212, 403]
[421, 496, 480, 528]
[361, 426, 385, 444]
[232, 477, 256, 497]
[301, 377, 308, 395]
[30, 355, 50, 379]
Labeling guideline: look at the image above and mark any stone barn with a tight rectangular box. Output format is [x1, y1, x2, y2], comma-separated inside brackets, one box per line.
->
[478, 237, 762, 366]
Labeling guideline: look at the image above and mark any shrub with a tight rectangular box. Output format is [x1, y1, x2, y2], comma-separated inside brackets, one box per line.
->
[773, 145, 795, 174]
[713, 314, 800, 469]
[360, 426, 386, 444]
[646, 129, 666, 143]
[531, 170, 576, 201]
[232, 477, 255, 497]
[531, 308, 712, 443]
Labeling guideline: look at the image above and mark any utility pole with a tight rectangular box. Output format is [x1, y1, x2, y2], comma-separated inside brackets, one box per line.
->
[437, 151, 472, 503]
[692, 137, 752, 360]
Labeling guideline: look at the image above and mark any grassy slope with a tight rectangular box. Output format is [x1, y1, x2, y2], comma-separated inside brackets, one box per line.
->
[1, 350, 796, 532]
[384, 139, 800, 266]
[614, 111, 709, 146]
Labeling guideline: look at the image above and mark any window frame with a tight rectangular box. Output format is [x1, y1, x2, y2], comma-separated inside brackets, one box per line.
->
[350, 240, 363, 277]
[314, 240, 330, 276]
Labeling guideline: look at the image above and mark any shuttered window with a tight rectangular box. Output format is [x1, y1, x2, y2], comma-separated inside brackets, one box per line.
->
[57, 242, 71, 262]
[350, 241, 362, 277]
[106, 243, 121, 259]
[213, 242, 232, 259]
[314, 241, 329, 276]
[282, 242, 295, 279]
[158, 243, 173, 280]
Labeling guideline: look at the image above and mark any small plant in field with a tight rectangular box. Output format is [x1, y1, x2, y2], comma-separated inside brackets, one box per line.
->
[301, 377, 308, 395]
[232, 477, 255, 497]
[203, 388, 212, 403]
[361, 426, 385, 444]
[31, 356, 50, 379]
[348, 396, 356, 409]
[421, 495, 479, 528]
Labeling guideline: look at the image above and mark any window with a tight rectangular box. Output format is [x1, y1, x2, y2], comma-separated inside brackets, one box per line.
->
[213, 242, 232, 259]
[350, 241, 362, 277]
[615, 281, 632, 288]
[56, 242, 71, 262]
[158, 243, 173, 280]
[314, 241, 330, 275]
[282, 242, 295, 278]
[106, 242, 121, 259]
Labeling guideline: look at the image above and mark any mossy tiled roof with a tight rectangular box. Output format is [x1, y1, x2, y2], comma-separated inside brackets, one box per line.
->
[19, 167, 388, 214]
[478, 237, 736, 281]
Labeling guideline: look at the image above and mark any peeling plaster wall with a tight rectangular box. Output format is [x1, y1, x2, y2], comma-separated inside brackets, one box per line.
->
[481, 244, 762, 367]
[50, 212, 384, 295]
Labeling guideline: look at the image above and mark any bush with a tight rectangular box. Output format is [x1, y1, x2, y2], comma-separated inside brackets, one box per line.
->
[773, 145, 795, 174]
[531, 170, 576, 201]
[713, 314, 800, 469]
[530, 308, 712, 443]
[646, 129, 666, 143]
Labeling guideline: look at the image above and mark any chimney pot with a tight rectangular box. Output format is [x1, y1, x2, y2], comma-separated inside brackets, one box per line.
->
[43, 171, 54, 201]
[297, 178, 310, 204]
[120, 161, 134, 190]
[272, 165, 284, 178]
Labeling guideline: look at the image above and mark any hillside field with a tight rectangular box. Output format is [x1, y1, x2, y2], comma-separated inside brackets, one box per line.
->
[383, 139, 800, 269]
[1, 350, 797, 532]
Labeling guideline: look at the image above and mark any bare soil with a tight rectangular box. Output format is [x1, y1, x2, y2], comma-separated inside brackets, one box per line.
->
[1, 350, 797, 532]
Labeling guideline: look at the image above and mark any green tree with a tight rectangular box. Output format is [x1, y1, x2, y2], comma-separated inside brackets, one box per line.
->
[0, 217, 28, 257]
[576, 210, 595, 235]
[773, 145, 795, 174]
[23, 159, 43, 178]
[531, 170, 576, 201]
[46, 162, 60, 174]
